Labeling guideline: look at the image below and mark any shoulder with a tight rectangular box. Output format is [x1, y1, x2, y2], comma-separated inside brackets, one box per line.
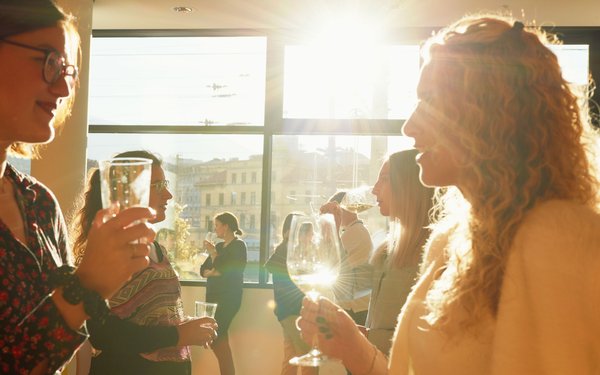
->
[233, 238, 247, 248]
[8, 164, 59, 208]
[511, 199, 600, 269]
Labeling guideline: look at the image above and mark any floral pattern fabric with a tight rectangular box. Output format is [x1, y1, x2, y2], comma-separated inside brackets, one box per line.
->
[0, 164, 86, 374]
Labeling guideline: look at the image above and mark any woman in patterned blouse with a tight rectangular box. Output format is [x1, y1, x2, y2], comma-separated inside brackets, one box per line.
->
[0, 1, 156, 373]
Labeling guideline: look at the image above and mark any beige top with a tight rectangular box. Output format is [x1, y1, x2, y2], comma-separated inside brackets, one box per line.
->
[389, 200, 600, 374]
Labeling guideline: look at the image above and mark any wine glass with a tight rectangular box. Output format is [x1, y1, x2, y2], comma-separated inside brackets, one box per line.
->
[287, 213, 342, 367]
[339, 185, 377, 213]
[199, 231, 218, 261]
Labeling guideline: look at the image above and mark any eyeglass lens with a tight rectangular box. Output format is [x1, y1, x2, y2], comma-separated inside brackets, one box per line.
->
[44, 51, 77, 85]
[152, 180, 170, 191]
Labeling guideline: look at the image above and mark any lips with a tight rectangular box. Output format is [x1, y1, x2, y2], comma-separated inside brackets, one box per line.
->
[37, 101, 58, 117]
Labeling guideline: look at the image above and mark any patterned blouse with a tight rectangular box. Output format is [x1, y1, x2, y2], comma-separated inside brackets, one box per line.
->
[0, 164, 86, 374]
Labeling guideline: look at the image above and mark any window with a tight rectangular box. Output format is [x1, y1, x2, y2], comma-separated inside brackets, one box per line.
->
[88, 30, 591, 285]
[89, 36, 266, 126]
[283, 45, 420, 119]
[86, 133, 263, 281]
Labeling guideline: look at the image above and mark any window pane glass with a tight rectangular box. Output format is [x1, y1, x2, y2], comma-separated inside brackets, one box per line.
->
[86, 134, 264, 282]
[268, 135, 413, 275]
[548, 44, 589, 85]
[89, 37, 267, 126]
[283, 45, 419, 120]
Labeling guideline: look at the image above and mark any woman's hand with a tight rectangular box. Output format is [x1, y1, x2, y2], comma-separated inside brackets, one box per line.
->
[177, 317, 219, 348]
[202, 268, 222, 278]
[76, 206, 156, 299]
[319, 202, 342, 231]
[204, 240, 217, 257]
[297, 297, 379, 373]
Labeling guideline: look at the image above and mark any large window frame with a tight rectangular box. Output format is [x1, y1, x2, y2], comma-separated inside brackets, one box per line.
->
[90, 27, 600, 287]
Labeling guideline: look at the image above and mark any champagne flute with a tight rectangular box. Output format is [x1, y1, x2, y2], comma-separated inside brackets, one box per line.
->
[287, 213, 341, 367]
[339, 185, 377, 213]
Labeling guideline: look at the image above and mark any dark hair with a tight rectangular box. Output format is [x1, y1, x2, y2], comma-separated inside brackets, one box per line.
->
[71, 150, 161, 264]
[215, 211, 243, 236]
[113, 150, 162, 167]
[0, 0, 68, 38]
[71, 168, 102, 265]
[2, 0, 80, 158]
[280, 212, 304, 241]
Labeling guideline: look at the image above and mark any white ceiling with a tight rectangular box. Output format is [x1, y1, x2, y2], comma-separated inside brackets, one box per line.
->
[92, 0, 600, 30]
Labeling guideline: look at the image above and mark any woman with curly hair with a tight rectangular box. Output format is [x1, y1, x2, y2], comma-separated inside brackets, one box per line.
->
[298, 14, 600, 374]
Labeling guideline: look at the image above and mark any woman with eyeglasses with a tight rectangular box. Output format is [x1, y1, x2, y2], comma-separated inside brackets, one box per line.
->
[0, 1, 156, 374]
[72, 150, 218, 375]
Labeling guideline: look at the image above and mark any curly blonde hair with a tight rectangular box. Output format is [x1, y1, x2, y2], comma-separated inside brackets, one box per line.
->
[421, 14, 599, 331]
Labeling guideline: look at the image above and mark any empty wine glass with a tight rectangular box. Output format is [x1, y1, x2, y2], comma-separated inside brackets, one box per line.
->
[287, 213, 341, 367]
[204, 231, 219, 250]
[339, 185, 377, 213]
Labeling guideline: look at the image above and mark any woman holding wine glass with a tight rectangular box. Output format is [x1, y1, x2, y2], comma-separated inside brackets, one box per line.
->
[299, 14, 600, 374]
[317, 149, 434, 358]
[200, 211, 248, 375]
[0, 2, 156, 373]
[72, 150, 218, 375]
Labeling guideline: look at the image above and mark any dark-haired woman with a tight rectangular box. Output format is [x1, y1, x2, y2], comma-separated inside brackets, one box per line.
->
[72, 150, 217, 375]
[201, 211, 247, 375]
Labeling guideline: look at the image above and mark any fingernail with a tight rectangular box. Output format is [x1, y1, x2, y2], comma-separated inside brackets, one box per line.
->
[316, 316, 326, 324]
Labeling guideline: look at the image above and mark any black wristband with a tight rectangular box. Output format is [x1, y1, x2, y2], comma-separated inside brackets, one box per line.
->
[50, 265, 110, 324]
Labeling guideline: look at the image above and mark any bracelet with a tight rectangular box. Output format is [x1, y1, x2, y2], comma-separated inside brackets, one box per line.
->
[356, 343, 379, 375]
[50, 265, 110, 323]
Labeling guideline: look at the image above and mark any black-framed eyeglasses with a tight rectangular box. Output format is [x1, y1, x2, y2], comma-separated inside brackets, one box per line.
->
[1, 38, 78, 86]
[150, 180, 170, 192]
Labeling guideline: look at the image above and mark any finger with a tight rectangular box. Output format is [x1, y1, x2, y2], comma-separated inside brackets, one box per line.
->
[130, 243, 151, 258]
[104, 207, 157, 230]
[197, 317, 216, 325]
[117, 221, 156, 245]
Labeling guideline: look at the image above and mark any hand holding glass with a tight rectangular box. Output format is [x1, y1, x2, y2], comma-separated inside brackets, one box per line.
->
[195, 301, 218, 318]
[287, 213, 341, 367]
[339, 185, 377, 213]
